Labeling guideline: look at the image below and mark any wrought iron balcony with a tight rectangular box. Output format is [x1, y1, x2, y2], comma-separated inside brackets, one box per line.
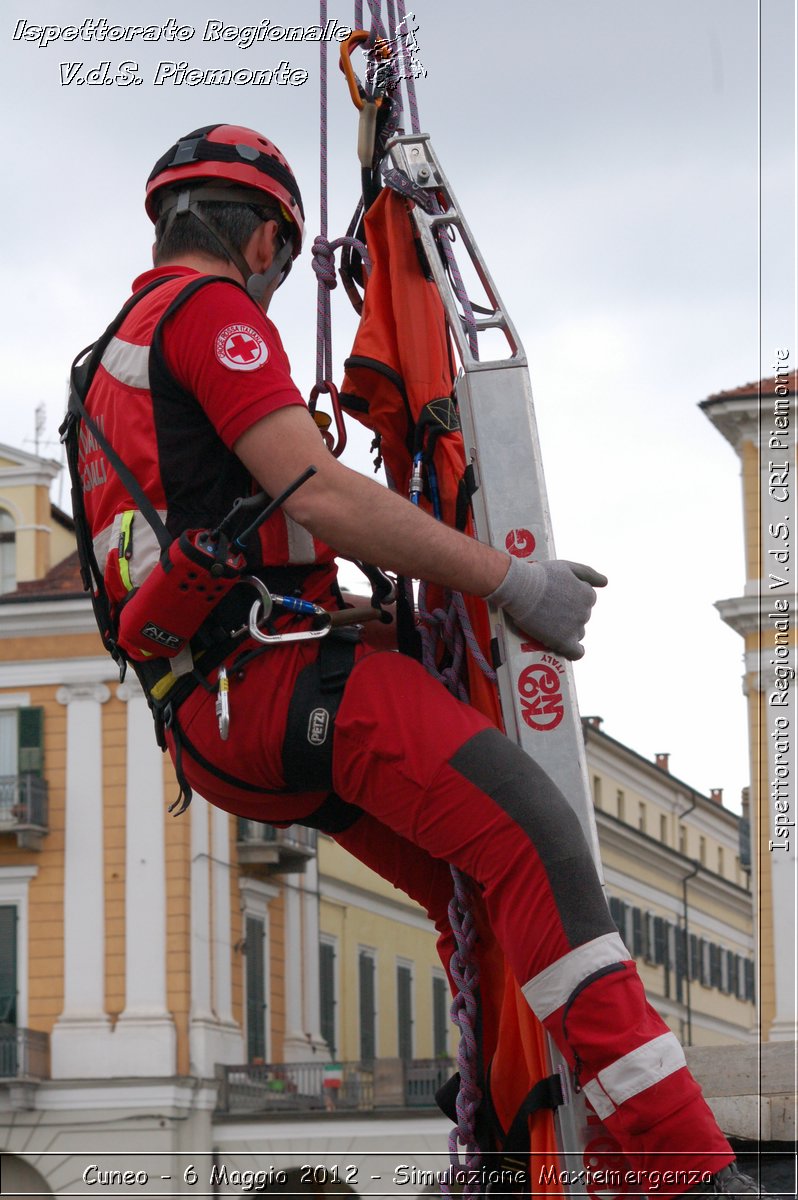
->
[0, 1025, 49, 1081]
[236, 819, 317, 873]
[215, 1056, 455, 1115]
[0, 775, 48, 849]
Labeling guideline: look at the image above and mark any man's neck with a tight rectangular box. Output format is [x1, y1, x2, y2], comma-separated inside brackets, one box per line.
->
[156, 253, 241, 281]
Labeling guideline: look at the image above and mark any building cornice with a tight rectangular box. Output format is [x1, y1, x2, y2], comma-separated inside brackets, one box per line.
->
[584, 726, 741, 827]
[0, 596, 98, 640]
[699, 395, 763, 452]
[597, 812, 751, 904]
[0, 656, 117, 689]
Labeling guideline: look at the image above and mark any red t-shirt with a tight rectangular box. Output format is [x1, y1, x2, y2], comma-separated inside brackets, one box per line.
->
[137, 265, 306, 446]
[82, 267, 336, 609]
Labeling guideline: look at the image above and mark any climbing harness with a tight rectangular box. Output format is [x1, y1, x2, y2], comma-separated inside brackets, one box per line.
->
[61, 271, 391, 812]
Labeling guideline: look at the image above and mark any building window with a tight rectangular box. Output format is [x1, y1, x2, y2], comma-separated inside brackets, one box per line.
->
[699, 836, 706, 865]
[727, 951, 738, 999]
[432, 973, 449, 1059]
[679, 825, 687, 855]
[652, 916, 666, 966]
[616, 790, 625, 822]
[744, 959, 755, 1003]
[660, 814, 668, 844]
[358, 949, 377, 1063]
[638, 802, 647, 833]
[674, 926, 686, 1004]
[608, 896, 628, 943]
[319, 939, 337, 1058]
[0, 707, 45, 826]
[717, 847, 724, 875]
[592, 776, 602, 809]
[0, 905, 17, 1026]
[0, 510, 16, 596]
[700, 939, 710, 987]
[0, 868, 35, 1038]
[396, 961, 414, 1061]
[245, 915, 267, 1062]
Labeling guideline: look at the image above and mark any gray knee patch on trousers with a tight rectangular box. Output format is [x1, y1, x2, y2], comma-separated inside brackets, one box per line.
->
[448, 727, 615, 948]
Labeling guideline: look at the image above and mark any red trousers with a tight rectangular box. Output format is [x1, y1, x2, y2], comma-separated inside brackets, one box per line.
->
[175, 644, 733, 1193]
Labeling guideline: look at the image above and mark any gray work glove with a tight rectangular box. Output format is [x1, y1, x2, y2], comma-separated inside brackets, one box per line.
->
[486, 555, 608, 660]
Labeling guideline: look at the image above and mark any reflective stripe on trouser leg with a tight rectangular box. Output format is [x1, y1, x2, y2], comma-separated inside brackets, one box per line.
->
[329, 654, 733, 1190]
[536, 962, 734, 1191]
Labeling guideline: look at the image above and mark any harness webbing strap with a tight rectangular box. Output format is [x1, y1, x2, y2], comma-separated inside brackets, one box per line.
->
[282, 630, 359, 791]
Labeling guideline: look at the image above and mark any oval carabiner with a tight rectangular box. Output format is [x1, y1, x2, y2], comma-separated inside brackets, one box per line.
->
[247, 600, 333, 645]
[309, 381, 348, 458]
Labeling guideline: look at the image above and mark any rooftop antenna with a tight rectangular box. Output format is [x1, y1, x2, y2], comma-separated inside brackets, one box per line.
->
[34, 404, 46, 456]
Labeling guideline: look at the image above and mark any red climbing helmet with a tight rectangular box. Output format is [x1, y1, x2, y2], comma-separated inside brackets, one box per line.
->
[145, 123, 304, 257]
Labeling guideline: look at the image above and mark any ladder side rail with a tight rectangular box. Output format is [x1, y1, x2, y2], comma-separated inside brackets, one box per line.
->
[384, 133, 620, 1196]
[386, 135, 525, 368]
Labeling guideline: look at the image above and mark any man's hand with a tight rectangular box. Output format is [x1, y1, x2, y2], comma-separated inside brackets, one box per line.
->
[486, 556, 608, 660]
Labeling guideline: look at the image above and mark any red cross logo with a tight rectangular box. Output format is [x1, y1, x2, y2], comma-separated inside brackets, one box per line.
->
[215, 323, 269, 371]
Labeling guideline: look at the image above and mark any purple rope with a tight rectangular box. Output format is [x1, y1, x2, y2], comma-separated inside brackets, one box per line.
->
[316, 0, 331, 387]
[340, 8, 482, 1190]
[443, 865, 483, 1200]
[395, 0, 422, 133]
[451, 591, 497, 682]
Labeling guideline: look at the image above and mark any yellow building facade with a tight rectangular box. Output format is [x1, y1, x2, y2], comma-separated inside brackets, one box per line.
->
[0, 443, 755, 1194]
[701, 370, 797, 1043]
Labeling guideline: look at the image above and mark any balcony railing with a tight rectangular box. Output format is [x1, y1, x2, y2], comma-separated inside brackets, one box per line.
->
[216, 1057, 456, 1115]
[0, 776, 48, 848]
[0, 1025, 49, 1081]
[236, 820, 317, 872]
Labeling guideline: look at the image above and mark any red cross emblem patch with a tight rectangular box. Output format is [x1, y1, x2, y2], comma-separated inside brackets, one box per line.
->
[215, 323, 269, 371]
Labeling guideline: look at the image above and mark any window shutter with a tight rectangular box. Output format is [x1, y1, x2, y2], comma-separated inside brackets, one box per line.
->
[631, 907, 643, 957]
[744, 959, 755, 1003]
[319, 942, 336, 1058]
[18, 708, 44, 776]
[653, 916, 666, 966]
[433, 975, 449, 1059]
[674, 926, 686, 1004]
[397, 965, 413, 1061]
[0, 906, 18, 1026]
[689, 933, 700, 981]
[359, 952, 376, 1063]
[245, 915, 266, 1062]
[699, 938, 709, 986]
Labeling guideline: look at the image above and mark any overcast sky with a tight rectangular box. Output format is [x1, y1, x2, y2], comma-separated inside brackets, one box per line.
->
[2, 1, 795, 810]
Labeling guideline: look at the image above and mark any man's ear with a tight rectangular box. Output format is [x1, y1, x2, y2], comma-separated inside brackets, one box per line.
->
[253, 219, 280, 270]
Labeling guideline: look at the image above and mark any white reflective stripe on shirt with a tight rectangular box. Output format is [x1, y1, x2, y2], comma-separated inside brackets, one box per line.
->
[101, 337, 151, 390]
[582, 1032, 687, 1119]
[522, 931, 630, 1020]
[285, 514, 317, 564]
[93, 510, 166, 589]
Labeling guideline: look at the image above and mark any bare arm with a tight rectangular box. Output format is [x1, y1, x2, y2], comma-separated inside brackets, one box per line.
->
[234, 405, 510, 596]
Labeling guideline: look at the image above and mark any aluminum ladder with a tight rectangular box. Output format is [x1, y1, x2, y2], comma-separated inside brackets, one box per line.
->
[385, 132, 616, 1196]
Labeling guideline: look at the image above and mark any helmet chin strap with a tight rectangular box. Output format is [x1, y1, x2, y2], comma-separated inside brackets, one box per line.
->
[160, 188, 294, 300]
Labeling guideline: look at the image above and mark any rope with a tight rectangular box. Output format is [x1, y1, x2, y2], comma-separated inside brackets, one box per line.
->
[319, 6, 485, 1189]
[394, 0, 422, 134]
[446, 865, 484, 1200]
[315, 0, 371, 390]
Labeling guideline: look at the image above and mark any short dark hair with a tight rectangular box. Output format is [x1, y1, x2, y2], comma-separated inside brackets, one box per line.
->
[152, 186, 289, 266]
